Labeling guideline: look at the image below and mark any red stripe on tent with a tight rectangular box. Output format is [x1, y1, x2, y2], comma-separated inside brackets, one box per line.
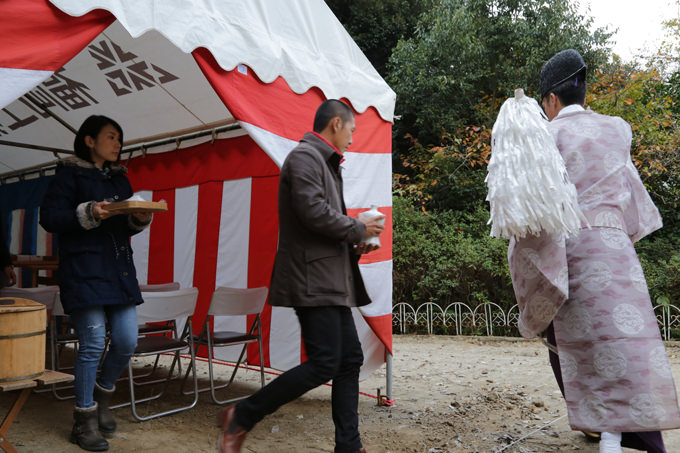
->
[192, 182, 223, 337]
[126, 136, 278, 191]
[192, 48, 391, 153]
[346, 207, 393, 264]
[0, 0, 113, 70]
[353, 110, 392, 155]
[193, 48, 319, 142]
[247, 176, 280, 368]
[147, 190, 175, 284]
[362, 314, 393, 355]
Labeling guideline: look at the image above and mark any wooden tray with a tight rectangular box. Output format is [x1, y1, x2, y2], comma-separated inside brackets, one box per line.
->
[103, 201, 168, 213]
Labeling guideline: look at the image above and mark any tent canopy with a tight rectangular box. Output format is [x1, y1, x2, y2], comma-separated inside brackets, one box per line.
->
[0, 0, 395, 377]
[0, 0, 395, 176]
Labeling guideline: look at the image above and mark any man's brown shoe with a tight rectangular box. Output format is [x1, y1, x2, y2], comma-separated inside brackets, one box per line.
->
[216, 406, 247, 453]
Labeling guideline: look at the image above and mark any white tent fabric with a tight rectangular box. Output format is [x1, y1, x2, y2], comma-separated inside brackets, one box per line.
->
[0, 19, 238, 174]
[47, 0, 396, 122]
[0, 0, 395, 380]
[0, 68, 53, 110]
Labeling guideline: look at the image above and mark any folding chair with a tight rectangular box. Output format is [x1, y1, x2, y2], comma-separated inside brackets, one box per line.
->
[124, 287, 199, 421]
[133, 282, 181, 378]
[181, 286, 268, 405]
[138, 283, 181, 292]
[137, 283, 181, 338]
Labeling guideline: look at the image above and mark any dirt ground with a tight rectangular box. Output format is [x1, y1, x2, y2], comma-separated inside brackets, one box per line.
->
[3, 335, 680, 452]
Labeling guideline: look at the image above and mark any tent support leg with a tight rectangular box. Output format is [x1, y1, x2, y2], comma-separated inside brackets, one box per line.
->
[386, 350, 393, 402]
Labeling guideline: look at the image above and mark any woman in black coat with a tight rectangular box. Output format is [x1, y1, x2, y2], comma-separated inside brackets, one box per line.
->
[40, 115, 152, 452]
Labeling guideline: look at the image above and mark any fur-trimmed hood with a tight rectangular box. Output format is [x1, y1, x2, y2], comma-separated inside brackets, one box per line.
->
[57, 156, 127, 174]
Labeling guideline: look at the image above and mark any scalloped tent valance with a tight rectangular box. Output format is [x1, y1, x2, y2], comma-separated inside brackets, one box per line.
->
[49, 0, 395, 122]
[0, 0, 395, 175]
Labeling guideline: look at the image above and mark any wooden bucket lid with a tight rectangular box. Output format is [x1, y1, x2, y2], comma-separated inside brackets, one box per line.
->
[0, 297, 46, 313]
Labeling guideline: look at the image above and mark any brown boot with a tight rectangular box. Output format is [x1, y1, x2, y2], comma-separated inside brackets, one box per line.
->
[70, 403, 109, 451]
[216, 406, 247, 453]
[93, 382, 116, 434]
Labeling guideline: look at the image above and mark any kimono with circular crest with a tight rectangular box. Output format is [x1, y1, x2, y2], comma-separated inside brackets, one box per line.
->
[508, 108, 680, 432]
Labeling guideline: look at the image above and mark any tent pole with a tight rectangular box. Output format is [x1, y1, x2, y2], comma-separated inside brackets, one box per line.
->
[123, 123, 241, 157]
[386, 349, 393, 402]
[0, 140, 73, 155]
[23, 93, 78, 135]
[123, 119, 237, 147]
[0, 159, 59, 184]
[0, 123, 243, 182]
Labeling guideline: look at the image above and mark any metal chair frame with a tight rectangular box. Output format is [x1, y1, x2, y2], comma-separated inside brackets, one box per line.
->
[180, 286, 267, 405]
[114, 283, 182, 386]
[114, 287, 199, 421]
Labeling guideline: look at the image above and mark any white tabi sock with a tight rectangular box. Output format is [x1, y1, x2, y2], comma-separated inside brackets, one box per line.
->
[600, 431, 623, 453]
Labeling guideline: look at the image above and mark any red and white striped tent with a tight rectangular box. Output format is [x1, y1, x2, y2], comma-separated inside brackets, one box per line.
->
[0, 0, 395, 379]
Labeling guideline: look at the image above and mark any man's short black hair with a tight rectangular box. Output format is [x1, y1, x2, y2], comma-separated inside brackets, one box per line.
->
[313, 99, 354, 133]
[539, 49, 587, 106]
[547, 77, 587, 106]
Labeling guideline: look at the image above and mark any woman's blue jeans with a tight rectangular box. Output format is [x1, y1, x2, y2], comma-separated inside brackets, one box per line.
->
[69, 304, 138, 409]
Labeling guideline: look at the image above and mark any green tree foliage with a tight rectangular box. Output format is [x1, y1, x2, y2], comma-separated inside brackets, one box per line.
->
[658, 11, 680, 115]
[386, 0, 614, 219]
[393, 196, 513, 309]
[393, 124, 491, 212]
[388, 0, 612, 148]
[324, 0, 427, 76]
[586, 16, 680, 305]
[330, 0, 680, 311]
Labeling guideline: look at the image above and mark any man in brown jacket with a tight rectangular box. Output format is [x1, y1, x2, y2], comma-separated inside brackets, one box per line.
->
[218, 99, 385, 453]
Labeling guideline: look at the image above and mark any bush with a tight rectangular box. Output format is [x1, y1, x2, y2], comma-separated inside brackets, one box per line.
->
[636, 235, 680, 306]
[393, 196, 514, 311]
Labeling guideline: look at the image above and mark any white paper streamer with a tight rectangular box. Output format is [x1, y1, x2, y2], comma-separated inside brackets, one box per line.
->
[486, 89, 586, 239]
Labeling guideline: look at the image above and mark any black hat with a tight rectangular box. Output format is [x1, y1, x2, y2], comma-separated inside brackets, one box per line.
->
[539, 49, 587, 98]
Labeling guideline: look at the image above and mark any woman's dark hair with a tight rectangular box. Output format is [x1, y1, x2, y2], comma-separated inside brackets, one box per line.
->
[73, 115, 124, 162]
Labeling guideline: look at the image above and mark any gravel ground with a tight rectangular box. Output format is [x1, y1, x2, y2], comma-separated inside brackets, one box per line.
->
[3, 335, 680, 452]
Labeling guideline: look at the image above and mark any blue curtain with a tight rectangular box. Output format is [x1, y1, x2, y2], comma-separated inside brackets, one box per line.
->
[0, 176, 55, 286]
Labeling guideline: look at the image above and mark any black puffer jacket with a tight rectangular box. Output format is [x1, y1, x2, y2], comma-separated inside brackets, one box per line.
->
[40, 157, 148, 313]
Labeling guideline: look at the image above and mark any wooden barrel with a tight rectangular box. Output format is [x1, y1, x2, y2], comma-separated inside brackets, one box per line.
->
[0, 297, 46, 382]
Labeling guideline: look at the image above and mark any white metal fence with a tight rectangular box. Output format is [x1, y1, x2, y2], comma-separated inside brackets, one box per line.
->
[393, 302, 680, 340]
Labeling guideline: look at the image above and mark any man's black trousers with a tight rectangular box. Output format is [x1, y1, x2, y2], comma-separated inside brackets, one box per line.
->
[235, 305, 364, 451]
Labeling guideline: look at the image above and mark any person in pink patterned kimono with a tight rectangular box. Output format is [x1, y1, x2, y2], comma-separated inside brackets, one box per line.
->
[508, 49, 680, 453]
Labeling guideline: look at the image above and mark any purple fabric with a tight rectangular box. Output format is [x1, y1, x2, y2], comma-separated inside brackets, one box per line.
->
[555, 228, 679, 432]
[546, 324, 666, 452]
[509, 109, 680, 432]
